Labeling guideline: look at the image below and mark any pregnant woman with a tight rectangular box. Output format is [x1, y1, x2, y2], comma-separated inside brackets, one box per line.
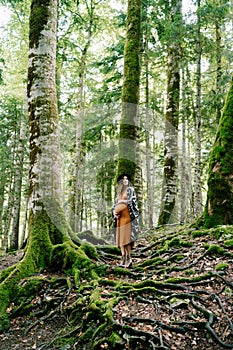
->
[112, 174, 139, 268]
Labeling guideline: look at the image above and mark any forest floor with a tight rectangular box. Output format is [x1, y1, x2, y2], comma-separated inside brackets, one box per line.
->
[0, 224, 233, 349]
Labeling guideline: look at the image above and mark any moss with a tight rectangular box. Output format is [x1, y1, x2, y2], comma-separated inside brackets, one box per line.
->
[166, 272, 214, 284]
[204, 79, 233, 228]
[138, 257, 164, 268]
[81, 242, 99, 260]
[0, 266, 15, 283]
[109, 332, 125, 347]
[176, 255, 184, 261]
[29, 0, 51, 49]
[207, 244, 225, 255]
[224, 239, 233, 248]
[160, 238, 192, 252]
[192, 230, 209, 238]
[117, 0, 141, 181]
[12, 276, 47, 303]
[215, 263, 228, 271]
[184, 269, 195, 276]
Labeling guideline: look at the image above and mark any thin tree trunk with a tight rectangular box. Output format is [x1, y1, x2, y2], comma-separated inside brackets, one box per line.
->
[0, 179, 6, 237]
[3, 126, 17, 250]
[69, 0, 95, 233]
[144, 5, 153, 227]
[20, 192, 29, 248]
[215, 5, 222, 123]
[194, 0, 203, 217]
[180, 63, 187, 224]
[10, 118, 26, 251]
[158, 0, 181, 225]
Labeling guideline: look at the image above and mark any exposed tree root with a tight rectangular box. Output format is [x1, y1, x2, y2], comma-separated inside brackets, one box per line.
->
[1, 225, 233, 349]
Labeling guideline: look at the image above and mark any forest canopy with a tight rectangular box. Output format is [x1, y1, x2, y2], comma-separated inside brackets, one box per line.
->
[0, 0, 232, 247]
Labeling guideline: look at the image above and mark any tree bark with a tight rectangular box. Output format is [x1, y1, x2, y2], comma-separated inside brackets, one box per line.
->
[158, 0, 181, 225]
[117, 0, 142, 183]
[204, 76, 233, 227]
[69, 0, 96, 233]
[194, 0, 203, 218]
[10, 118, 26, 251]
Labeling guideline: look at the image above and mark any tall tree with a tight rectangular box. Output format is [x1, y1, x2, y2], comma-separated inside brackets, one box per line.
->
[158, 0, 182, 225]
[0, 0, 86, 330]
[193, 0, 203, 218]
[117, 0, 142, 183]
[204, 76, 233, 227]
[69, 0, 97, 233]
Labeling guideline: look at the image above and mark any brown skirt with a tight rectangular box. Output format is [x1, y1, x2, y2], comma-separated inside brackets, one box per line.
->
[115, 202, 131, 247]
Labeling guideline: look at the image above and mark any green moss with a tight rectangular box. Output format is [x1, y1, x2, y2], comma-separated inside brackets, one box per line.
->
[0, 266, 15, 283]
[204, 80, 233, 228]
[184, 269, 195, 276]
[109, 332, 124, 347]
[192, 230, 209, 238]
[207, 244, 225, 255]
[139, 257, 164, 268]
[12, 276, 46, 302]
[161, 238, 192, 252]
[215, 263, 228, 271]
[176, 255, 184, 261]
[29, 0, 51, 49]
[224, 239, 233, 248]
[81, 242, 98, 260]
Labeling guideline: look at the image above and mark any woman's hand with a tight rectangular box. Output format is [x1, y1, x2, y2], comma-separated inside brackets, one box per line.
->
[113, 211, 120, 219]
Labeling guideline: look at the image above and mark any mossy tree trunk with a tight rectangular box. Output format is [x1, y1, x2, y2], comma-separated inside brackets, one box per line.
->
[27, 0, 73, 250]
[0, 0, 86, 331]
[158, 0, 182, 225]
[204, 76, 233, 227]
[117, 0, 142, 184]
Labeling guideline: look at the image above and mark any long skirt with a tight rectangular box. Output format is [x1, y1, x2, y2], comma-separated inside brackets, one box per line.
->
[115, 203, 131, 247]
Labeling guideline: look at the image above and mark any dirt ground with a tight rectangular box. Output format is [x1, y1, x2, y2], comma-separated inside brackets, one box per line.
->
[0, 228, 233, 350]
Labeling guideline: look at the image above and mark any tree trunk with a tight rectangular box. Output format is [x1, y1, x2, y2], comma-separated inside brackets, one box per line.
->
[69, 0, 95, 233]
[215, 18, 222, 123]
[144, 4, 153, 227]
[180, 63, 187, 224]
[117, 0, 142, 183]
[158, 0, 181, 225]
[204, 76, 233, 227]
[194, 0, 203, 217]
[10, 118, 26, 251]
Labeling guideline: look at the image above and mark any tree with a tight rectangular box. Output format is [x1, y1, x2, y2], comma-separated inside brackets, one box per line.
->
[203, 76, 233, 227]
[158, 0, 182, 225]
[193, 0, 203, 218]
[0, 0, 95, 330]
[117, 0, 142, 183]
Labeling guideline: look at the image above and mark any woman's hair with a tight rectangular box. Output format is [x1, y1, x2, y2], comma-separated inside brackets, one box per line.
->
[117, 179, 131, 194]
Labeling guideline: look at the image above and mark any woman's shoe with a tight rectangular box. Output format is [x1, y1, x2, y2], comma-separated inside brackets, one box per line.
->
[119, 255, 126, 267]
[125, 256, 132, 268]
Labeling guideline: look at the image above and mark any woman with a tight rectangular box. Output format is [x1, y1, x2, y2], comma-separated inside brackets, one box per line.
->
[112, 174, 139, 267]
